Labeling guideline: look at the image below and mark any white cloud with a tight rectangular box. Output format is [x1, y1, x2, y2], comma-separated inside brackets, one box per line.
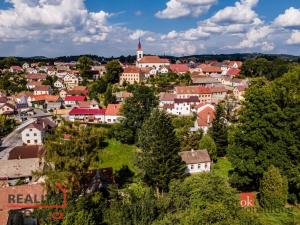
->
[129, 30, 147, 40]
[210, 0, 259, 24]
[169, 41, 200, 55]
[155, 0, 217, 19]
[161, 30, 179, 40]
[145, 37, 156, 42]
[0, 0, 111, 43]
[287, 30, 300, 45]
[274, 7, 300, 28]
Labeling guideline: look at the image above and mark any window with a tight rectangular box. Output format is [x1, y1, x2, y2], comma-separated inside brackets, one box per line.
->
[34, 133, 37, 136]
[34, 140, 38, 144]
[190, 164, 194, 170]
[198, 164, 201, 169]
[29, 129, 32, 131]
[27, 140, 30, 144]
[205, 163, 208, 169]
[26, 133, 29, 137]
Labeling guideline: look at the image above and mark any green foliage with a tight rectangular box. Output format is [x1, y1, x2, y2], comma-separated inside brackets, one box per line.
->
[149, 72, 192, 87]
[105, 60, 123, 84]
[120, 85, 158, 143]
[171, 115, 202, 152]
[211, 158, 232, 180]
[241, 58, 290, 80]
[198, 134, 217, 162]
[154, 173, 261, 225]
[103, 83, 116, 106]
[108, 123, 134, 144]
[0, 72, 27, 94]
[0, 115, 16, 137]
[88, 77, 108, 100]
[42, 75, 58, 87]
[0, 57, 20, 69]
[44, 123, 106, 191]
[138, 109, 186, 192]
[209, 103, 228, 157]
[78, 56, 94, 79]
[259, 166, 288, 208]
[105, 183, 158, 225]
[228, 68, 300, 203]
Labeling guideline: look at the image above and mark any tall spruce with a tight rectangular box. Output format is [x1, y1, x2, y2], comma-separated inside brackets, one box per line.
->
[138, 109, 186, 193]
[209, 103, 228, 157]
[259, 166, 288, 208]
[121, 85, 158, 143]
[104, 83, 116, 106]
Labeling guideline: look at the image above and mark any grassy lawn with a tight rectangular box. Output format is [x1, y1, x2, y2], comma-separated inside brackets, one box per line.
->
[92, 139, 139, 174]
[256, 206, 300, 225]
[211, 157, 232, 179]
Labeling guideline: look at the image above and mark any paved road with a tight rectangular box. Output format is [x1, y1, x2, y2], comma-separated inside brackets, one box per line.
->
[0, 118, 36, 160]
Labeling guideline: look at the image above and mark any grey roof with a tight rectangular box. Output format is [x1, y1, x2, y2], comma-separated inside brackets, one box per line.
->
[180, 149, 211, 164]
[0, 158, 44, 179]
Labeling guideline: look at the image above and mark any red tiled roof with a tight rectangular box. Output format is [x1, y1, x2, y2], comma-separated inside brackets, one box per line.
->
[25, 73, 47, 80]
[228, 61, 242, 68]
[106, 104, 122, 116]
[69, 108, 105, 115]
[139, 56, 169, 64]
[123, 66, 141, 73]
[32, 94, 60, 102]
[77, 101, 91, 108]
[170, 64, 189, 73]
[64, 96, 86, 101]
[33, 85, 50, 91]
[197, 106, 215, 127]
[210, 86, 228, 93]
[198, 64, 222, 73]
[175, 86, 212, 95]
[227, 68, 241, 76]
[8, 145, 45, 160]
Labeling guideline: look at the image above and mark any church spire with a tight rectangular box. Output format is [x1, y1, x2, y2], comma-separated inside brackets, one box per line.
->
[137, 38, 142, 50]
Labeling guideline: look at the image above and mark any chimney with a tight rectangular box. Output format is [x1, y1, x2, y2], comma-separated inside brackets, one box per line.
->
[207, 112, 211, 124]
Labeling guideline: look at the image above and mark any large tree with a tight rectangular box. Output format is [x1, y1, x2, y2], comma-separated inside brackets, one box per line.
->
[209, 103, 228, 157]
[198, 134, 217, 162]
[259, 165, 288, 208]
[105, 60, 123, 84]
[120, 85, 158, 143]
[44, 123, 106, 191]
[228, 69, 300, 203]
[103, 83, 116, 106]
[138, 109, 186, 193]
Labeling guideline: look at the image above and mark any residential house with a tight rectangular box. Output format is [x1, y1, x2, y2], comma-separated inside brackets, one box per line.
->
[64, 95, 86, 108]
[26, 67, 38, 74]
[227, 68, 241, 77]
[180, 149, 212, 174]
[193, 104, 215, 133]
[191, 76, 221, 87]
[120, 66, 145, 85]
[197, 64, 222, 75]
[67, 86, 88, 96]
[59, 89, 68, 99]
[63, 74, 79, 89]
[0, 103, 15, 115]
[159, 66, 169, 74]
[26, 81, 42, 90]
[228, 61, 242, 69]
[8, 145, 45, 160]
[159, 92, 176, 107]
[162, 96, 200, 116]
[233, 86, 247, 101]
[175, 86, 212, 103]
[68, 108, 106, 123]
[33, 85, 51, 95]
[115, 91, 132, 102]
[170, 64, 189, 74]
[25, 73, 47, 81]
[22, 63, 30, 69]
[54, 79, 65, 89]
[9, 66, 23, 73]
[105, 103, 123, 123]
[210, 86, 228, 103]
[21, 118, 56, 145]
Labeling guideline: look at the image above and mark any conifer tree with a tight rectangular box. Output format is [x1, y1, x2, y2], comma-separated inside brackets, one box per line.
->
[259, 165, 288, 208]
[138, 109, 186, 193]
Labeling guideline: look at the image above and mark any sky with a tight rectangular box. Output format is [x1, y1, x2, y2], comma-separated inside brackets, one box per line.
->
[0, 0, 300, 57]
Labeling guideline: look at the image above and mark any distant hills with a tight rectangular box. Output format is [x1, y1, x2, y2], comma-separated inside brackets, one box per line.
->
[0, 53, 299, 64]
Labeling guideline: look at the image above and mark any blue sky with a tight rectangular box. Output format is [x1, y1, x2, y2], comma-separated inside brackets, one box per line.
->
[0, 0, 300, 57]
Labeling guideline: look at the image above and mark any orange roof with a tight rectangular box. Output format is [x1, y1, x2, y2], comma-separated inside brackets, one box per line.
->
[123, 66, 141, 73]
[198, 64, 222, 73]
[32, 94, 59, 102]
[228, 61, 242, 68]
[106, 104, 122, 116]
[197, 106, 215, 127]
[139, 56, 169, 64]
[175, 86, 212, 95]
[78, 101, 91, 108]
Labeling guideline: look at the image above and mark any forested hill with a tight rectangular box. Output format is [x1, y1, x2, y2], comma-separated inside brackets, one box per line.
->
[0, 53, 299, 64]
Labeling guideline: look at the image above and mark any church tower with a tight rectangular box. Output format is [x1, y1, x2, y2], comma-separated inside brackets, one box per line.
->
[136, 38, 143, 62]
